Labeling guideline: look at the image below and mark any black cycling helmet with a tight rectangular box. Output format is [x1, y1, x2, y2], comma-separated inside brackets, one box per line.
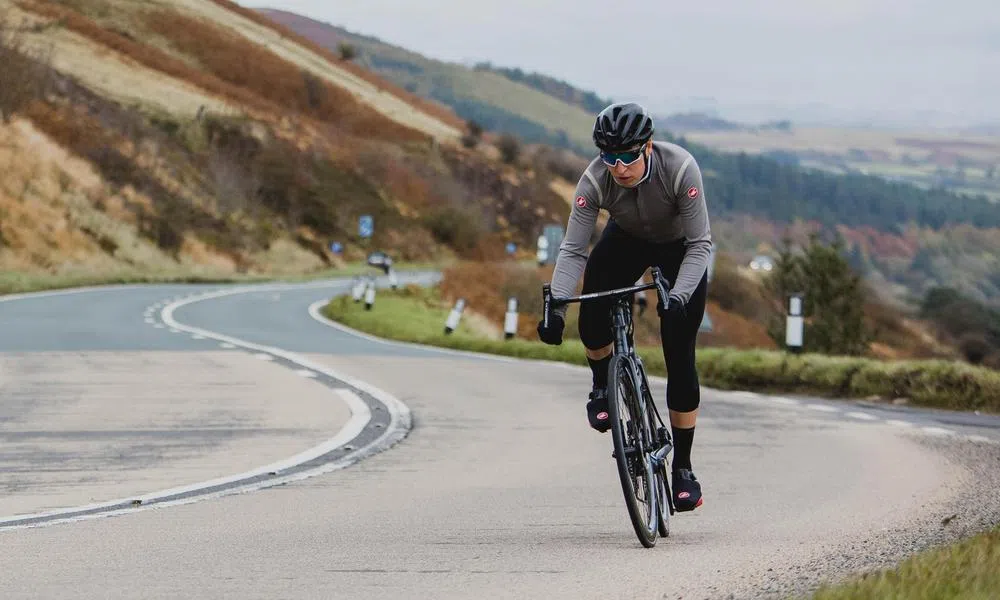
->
[592, 102, 655, 152]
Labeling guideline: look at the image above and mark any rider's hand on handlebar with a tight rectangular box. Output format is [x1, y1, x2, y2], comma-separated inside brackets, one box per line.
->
[658, 295, 687, 320]
[537, 314, 565, 345]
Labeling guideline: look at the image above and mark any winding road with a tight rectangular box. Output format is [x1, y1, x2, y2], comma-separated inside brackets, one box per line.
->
[2, 272, 999, 599]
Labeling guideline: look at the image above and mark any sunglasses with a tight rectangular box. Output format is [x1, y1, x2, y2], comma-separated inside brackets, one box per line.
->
[600, 145, 646, 167]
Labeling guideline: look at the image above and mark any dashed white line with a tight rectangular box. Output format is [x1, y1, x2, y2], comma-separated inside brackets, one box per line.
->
[846, 411, 877, 421]
[144, 318, 154, 324]
[966, 434, 993, 443]
[254, 353, 274, 361]
[769, 397, 798, 406]
[153, 324, 165, 329]
[219, 343, 236, 349]
[191, 334, 205, 340]
[168, 328, 180, 333]
[806, 404, 840, 413]
[921, 426, 955, 437]
[885, 419, 915, 428]
[295, 369, 318, 378]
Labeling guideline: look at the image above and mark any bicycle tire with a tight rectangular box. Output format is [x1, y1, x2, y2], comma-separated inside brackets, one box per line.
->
[607, 354, 658, 548]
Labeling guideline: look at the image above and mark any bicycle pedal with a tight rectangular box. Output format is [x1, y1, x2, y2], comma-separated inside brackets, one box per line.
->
[657, 427, 671, 445]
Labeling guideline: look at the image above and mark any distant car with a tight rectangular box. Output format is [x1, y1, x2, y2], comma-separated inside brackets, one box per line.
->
[749, 255, 774, 272]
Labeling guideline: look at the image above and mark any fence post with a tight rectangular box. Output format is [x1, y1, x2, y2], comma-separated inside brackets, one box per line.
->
[351, 277, 365, 302]
[364, 279, 376, 311]
[444, 298, 465, 334]
[503, 297, 519, 340]
[786, 292, 804, 353]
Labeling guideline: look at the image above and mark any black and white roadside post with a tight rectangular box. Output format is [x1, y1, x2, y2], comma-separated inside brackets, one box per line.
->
[786, 292, 804, 353]
[364, 277, 376, 311]
[444, 298, 466, 335]
[351, 276, 365, 302]
[503, 297, 519, 340]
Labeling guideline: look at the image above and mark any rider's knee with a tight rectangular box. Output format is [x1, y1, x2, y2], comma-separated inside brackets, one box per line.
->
[668, 393, 700, 413]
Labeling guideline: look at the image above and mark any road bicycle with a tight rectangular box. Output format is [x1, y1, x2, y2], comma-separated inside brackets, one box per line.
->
[542, 267, 675, 547]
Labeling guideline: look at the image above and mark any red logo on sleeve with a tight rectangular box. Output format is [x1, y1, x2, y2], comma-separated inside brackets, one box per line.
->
[687, 186, 700, 199]
[575, 196, 588, 208]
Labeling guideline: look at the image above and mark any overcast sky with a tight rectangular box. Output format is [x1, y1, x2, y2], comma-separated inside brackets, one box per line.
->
[239, 0, 998, 129]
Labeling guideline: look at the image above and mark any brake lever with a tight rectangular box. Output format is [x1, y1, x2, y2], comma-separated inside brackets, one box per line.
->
[650, 268, 672, 305]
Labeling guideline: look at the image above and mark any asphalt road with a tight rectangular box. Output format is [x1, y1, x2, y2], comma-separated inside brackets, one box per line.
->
[1, 273, 999, 599]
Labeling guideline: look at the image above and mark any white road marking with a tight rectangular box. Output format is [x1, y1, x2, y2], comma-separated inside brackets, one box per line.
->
[885, 419, 915, 428]
[921, 426, 955, 437]
[219, 343, 236, 349]
[846, 411, 878, 421]
[191, 334, 205, 340]
[769, 396, 798, 406]
[806, 404, 840, 413]
[254, 353, 274, 361]
[296, 369, 318, 378]
[153, 324, 165, 329]
[0, 279, 412, 531]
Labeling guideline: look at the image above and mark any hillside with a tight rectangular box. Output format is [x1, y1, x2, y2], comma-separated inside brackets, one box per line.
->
[261, 9, 1000, 309]
[257, 8, 598, 154]
[0, 0, 976, 362]
[0, 0, 572, 283]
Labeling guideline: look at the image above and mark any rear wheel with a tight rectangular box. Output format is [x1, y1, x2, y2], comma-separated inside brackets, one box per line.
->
[607, 354, 658, 548]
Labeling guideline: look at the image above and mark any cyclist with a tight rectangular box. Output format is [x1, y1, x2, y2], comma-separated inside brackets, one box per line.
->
[536, 102, 712, 512]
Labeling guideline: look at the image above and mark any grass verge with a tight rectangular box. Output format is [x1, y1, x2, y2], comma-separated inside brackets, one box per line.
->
[807, 524, 1000, 600]
[0, 262, 441, 296]
[322, 286, 1000, 413]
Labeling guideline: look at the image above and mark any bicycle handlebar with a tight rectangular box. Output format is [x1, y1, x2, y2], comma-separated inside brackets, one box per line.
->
[541, 268, 672, 327]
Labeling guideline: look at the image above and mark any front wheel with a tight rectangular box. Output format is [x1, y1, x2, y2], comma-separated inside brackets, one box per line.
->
[607, 354, 658, 548]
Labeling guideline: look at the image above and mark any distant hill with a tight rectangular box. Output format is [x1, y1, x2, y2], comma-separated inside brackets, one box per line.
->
[660, 112, 744, 132]
[471, 61, 612, 114]
[259, 9, 597, 154]
[257, 8, 1000, 306]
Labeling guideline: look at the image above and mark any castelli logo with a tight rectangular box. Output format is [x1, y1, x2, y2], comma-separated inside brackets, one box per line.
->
[687, 186, 700, 199]
[575, 196, 587, 208]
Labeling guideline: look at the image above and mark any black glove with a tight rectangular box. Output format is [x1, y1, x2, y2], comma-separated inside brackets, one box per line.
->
[537, 314, 565, 345]
[658, 295, 687, 320]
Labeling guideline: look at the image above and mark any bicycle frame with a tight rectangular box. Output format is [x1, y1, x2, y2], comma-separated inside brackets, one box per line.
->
[542, 268, 673, 443]
[542, 267, 670, 418]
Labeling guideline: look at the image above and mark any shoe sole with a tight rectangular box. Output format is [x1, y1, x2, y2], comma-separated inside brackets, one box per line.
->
[674, 497, 703, 512]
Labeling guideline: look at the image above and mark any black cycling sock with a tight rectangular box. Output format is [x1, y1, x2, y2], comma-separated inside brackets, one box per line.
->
[588, 355, 612, 389]
[672, 426, 695, 472]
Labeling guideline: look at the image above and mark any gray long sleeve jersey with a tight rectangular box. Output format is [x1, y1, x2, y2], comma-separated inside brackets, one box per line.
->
[551, 141, 713, 317]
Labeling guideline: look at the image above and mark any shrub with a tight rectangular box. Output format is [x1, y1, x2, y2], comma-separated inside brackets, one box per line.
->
[422, 205, 484, 254]
[497, 133, 521, 164]
[0, 14, 52, 122]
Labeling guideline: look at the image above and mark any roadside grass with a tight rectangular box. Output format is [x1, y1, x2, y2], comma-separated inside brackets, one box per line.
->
[806, 524, 1000, 600]
[322, 286, 1000, 413]
[0, 262, 441, 295]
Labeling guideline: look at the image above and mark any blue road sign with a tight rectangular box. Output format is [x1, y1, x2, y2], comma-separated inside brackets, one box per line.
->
[505, 242, 517, 255]
[330, 242, 343, 254]
[359, 215, 374, 239]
